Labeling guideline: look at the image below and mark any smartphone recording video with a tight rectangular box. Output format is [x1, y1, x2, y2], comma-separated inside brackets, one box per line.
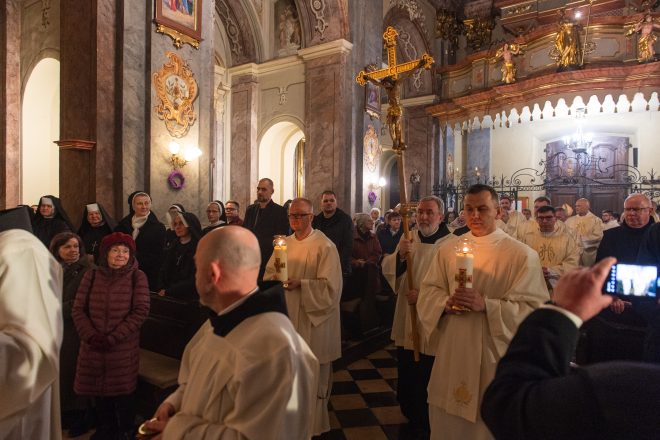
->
[603, 263, 658, 300]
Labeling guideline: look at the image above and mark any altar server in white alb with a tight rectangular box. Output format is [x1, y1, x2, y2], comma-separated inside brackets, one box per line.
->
[382, 196, 457, 437]
[145, 226, 319, 439]
[0, 228, 64, 440]
[418, 184, 549, 440]
[565, 198, 604, 266]
[264, 197, 343, 436]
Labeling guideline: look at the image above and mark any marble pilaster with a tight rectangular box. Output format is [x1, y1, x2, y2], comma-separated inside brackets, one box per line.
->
[404, 104, 437, 201]
[0, 0, 20, 208]
[59, 0, 120, 226]
[299, 39, 353, 213]
[229, 72, 259, 212]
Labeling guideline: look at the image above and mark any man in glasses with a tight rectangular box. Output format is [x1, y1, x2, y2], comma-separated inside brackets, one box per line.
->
[566, 198, 604, 266]
[520, 205, 581, 293]
[590, 193, 656, 362]
[264, 198, 342, 437]
[225, 200, 243, 226]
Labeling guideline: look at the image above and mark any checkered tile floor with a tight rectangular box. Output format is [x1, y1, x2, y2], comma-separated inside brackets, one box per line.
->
[319, 344, 416, 440]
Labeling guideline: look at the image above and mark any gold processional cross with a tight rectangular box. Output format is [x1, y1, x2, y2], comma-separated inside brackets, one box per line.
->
[356, 26, 434, 361]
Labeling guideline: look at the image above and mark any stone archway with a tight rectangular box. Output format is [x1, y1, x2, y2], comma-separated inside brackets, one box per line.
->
[258, 120, 305, 204]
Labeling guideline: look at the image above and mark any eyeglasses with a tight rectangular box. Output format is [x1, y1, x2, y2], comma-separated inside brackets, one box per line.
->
[288, 213, 312, 219]
[623, 207, 650, 213]
[225, 208, 237, 212]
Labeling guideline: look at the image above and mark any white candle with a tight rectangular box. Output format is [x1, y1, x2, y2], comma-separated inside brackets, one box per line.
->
[272, 234, 289, 283]
[456, 252, 473, 289]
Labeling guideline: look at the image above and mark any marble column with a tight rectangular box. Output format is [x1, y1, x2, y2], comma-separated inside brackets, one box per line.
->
[229, 70, 259, 211]
[466, 127, 491, 184]
[213, 66, 230, 201]
[0, 1, 20, 208]
[299, 39, 353, 212]
[59, 0, 120, 226]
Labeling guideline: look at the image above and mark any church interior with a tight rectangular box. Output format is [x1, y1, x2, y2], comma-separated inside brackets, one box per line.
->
[2, 0, 660, 439]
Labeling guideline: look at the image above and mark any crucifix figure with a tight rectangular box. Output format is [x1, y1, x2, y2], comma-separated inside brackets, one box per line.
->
[274, 257, 286, 274]
[356, 26, 434, 361]
[356, 27, 434, 151]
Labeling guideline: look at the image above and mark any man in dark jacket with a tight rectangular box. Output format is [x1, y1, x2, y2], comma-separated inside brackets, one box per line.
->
[312, 190, 353, 277]
[376, 211, 403, 255]
[243, 178, 289, 279]
[587, 193, 656, 362]
[482, 257, 660, 440]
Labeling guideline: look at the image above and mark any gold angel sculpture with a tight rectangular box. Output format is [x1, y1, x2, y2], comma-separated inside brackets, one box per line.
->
[492, 43, 525, 84]
[626, 12, 660, 63]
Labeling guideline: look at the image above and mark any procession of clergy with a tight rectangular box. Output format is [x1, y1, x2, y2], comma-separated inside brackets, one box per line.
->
[4, 178, 659, 440]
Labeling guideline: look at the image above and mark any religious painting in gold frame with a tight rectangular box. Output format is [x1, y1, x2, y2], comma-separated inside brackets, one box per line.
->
[155, 0, 203, 49]
[365, 82, 381, 119]
[153, 51, 199, 138]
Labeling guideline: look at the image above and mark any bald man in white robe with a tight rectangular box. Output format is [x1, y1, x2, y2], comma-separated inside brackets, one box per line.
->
[565, 198, 603, 266]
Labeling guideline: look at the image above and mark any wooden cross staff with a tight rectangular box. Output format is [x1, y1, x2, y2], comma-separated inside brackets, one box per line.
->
[356, 26, 434, 362]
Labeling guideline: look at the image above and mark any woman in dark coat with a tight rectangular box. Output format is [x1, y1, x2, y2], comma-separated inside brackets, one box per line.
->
[32, 195, 73, 247]
[115, 191, 166, 291]
[202, 200, 227, 236]
[72, 232, 150, 439]
[157, 211, 201, 300]
[50, 232, 94, 435]
[78, 202, 116, 264]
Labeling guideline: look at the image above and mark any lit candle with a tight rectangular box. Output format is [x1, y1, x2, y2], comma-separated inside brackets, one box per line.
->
[453, 238, 474, 311]
[272, 235, 288, 282]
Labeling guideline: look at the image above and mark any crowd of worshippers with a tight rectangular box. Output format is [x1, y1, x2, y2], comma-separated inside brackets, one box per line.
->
[3, 179, 659, 440]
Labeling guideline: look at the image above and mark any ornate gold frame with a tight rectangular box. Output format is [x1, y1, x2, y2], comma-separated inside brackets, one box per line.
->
[152, 52, 199, 138]
[154, 0, 202, 49]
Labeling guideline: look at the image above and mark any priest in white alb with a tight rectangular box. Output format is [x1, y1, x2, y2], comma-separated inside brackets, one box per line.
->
[565, 198, 604, 266]
[417, 184, 549, 440]
[145, 226, 319, 439]
[382, 196, 457, 437]
[264, 198, 343, 436]
[520, 205, 582, 292]
[498, 194, 527, 237]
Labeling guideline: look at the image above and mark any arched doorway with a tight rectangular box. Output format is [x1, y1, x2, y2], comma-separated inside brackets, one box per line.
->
[258, 121, 304, 204]
[21, 58, 60, 204]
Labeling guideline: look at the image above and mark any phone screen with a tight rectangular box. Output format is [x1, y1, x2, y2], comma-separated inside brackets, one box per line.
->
[604, 263, 658, 298]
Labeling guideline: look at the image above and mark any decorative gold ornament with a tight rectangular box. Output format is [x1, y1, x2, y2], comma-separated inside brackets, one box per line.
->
[153, 52, 199, 138]
[436, 9, 462, 54]
[453, 381, 473, 406]
[625, 10, 660, 63]
[463, 18, 494, 51]
[155, 24, 200, 50]
[492, 43, 525, 84]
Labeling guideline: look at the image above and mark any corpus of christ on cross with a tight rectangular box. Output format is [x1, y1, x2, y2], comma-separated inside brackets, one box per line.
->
[356, 26, 434, 361]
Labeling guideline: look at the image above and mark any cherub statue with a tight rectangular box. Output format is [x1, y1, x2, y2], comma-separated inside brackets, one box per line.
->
[626, 11, 660, 63]
[492, 43, 525, 84]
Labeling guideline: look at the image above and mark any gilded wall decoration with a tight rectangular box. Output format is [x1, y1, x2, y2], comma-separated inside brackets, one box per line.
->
[363, 125, 381, 172]
[153, 52, 199, 138]
[436, 9, 461, 54]
[463, 18, 494, 51]
[155, 0, 203, 49]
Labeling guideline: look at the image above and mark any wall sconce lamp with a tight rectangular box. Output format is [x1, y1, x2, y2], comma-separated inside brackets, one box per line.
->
[367, 175, 387, 207]
[167, 141, 202, 190]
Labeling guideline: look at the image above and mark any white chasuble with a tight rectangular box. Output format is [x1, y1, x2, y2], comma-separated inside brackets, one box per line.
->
[565, 212, 603, 266]
[418, 228, 549, 437]
[382, 230, 457, 354]
[163, 317, 319, 440]
[264, 229, 343, 364]
[521, 226, 582, 283]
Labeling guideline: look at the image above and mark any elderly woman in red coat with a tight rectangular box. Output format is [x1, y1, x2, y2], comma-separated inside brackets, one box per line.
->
[72, 232, 150, 439]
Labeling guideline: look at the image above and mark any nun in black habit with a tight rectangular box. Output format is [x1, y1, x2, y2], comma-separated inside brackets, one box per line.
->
[201, 200, 227, 236]
[32, 195, 73, 247]
[164, 203, 186, 250]
[77, 202, 116, 263]
[157, 211, 201, 300]
[114, 191, 166, 291]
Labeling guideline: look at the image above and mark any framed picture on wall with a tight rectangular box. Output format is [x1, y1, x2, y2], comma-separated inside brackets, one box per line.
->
[365, 82, 381, 119]
[155, 0, 203, 49]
